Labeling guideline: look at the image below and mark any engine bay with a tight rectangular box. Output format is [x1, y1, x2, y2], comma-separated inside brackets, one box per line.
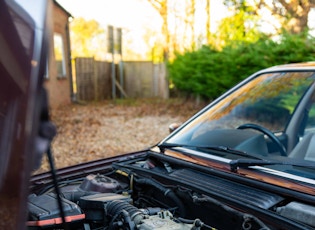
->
[28, 151, 315, 230]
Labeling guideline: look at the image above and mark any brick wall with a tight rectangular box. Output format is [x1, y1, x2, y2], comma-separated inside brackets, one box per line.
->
[44, 1, 72, 109]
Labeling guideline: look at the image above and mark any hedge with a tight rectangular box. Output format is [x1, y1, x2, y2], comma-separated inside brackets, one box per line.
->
[167, 33, 315, 99]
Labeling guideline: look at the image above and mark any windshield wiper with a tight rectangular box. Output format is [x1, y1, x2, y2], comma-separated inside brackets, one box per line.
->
[158, 144, 315, 173]
[230, 159, 315, 172]
[157, 142, 184, 152]
[157, 143, 262, 160]
[196, 146, 263, 159]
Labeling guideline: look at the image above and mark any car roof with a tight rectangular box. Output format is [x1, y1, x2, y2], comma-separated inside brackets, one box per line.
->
[264, 62, 315, 71]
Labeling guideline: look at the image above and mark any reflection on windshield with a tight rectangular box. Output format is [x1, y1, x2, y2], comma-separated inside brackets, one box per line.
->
[166, 71, 315, 147]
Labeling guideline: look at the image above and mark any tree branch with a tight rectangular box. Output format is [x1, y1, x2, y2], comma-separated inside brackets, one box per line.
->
[147, 0, 163, 12]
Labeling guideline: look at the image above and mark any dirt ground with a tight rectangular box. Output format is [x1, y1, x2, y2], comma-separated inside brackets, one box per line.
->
[36, 98, 206, 173]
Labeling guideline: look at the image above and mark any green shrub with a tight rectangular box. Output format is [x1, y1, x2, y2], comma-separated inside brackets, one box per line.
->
[168, 33, 315, 99]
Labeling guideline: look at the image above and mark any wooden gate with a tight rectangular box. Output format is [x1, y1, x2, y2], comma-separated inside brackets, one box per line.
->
[75, 58, 111, 101]
[74, 58, 169, 101]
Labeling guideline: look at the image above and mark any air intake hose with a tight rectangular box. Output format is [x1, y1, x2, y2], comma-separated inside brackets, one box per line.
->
[134, 177, 186, 217]
[105, 200, 144, 226]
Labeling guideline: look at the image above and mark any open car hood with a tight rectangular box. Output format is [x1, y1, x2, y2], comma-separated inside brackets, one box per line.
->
[27, 148, 315, 230]
[0, 0, 53, 229]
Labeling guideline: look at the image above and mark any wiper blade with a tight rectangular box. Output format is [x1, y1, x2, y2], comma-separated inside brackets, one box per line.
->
[230, 159, 315, 172]
[157, 143, 261, 160]
[157, 143, 186, 153]
[158, 143, 243, 153]
[196, 146, 262, 159]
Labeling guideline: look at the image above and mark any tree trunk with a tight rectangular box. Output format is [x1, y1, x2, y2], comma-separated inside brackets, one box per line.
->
[147, 0, 170, 61]
[264, 0, 312, 34]
[206, 0, 211, 44]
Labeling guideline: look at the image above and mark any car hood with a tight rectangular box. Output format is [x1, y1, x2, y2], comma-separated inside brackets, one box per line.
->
[0, 0, 52, 229]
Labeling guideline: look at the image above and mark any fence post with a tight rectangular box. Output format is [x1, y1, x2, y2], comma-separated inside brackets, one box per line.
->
[94, 59, 98, 100]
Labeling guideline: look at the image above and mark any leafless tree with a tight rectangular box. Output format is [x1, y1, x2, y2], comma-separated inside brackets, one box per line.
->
[147, 0, 170, 60]
[225, 0, 315, 34]
[206, 0, 211, 44]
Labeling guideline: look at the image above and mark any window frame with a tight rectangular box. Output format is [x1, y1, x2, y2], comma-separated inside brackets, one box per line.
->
[53, 33, 66, 78]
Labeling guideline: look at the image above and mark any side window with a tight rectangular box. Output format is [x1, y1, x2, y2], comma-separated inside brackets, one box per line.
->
[305, 104, 315, 134]
[297, 87, 315, 137]
[53, 33, 66, 78]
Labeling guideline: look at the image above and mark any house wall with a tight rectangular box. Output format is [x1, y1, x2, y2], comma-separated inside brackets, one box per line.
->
[44, 1, 72, 109]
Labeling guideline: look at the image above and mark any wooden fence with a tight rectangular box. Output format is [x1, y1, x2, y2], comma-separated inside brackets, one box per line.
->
[74, 58, 169, 101]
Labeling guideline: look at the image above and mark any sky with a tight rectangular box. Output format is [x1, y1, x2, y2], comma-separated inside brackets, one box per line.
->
[55, 0, 315, 45]
[56, 0, 227, 32]
[55, 0, 228, 59]
[57, 0, 160, 30]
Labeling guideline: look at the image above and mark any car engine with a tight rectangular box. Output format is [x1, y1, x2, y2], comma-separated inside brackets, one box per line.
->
[27, 172, 213, 230]
[27, 152, 315, 230]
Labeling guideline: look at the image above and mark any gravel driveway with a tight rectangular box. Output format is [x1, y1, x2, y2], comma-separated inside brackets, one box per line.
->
[36, 99, 205, 173]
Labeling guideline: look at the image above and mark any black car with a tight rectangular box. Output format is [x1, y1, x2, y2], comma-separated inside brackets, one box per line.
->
[2, 0, 315, 230]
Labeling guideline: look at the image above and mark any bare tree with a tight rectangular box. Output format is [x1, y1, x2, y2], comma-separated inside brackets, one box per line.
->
[206, 0, 211, 44]
[185, 0, 196, 50]
[147, 0, 170, 60]
[225, 0, 315, 34]
[263, 0, 315, 33]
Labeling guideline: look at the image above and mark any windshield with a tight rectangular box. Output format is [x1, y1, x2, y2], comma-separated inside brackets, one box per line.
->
[163, 71, 315, 177]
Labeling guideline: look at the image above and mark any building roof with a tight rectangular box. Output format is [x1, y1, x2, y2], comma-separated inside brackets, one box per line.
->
[53, 0, 72, 18]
